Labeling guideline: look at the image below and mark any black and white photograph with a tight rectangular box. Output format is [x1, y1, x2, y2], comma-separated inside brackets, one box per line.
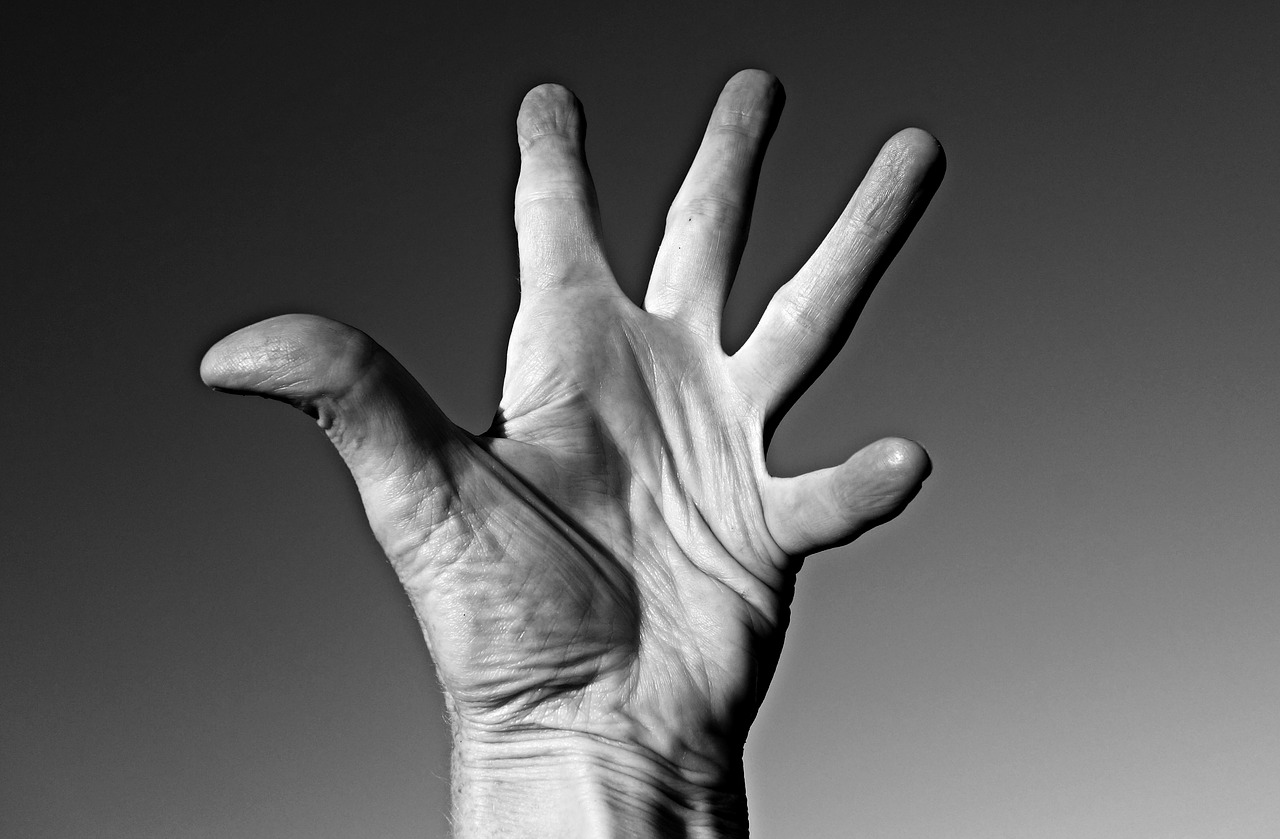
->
[5, 2, 1280, 836]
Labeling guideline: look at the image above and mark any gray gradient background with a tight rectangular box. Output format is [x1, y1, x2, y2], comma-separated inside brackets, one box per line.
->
[5, 2, 1280, 837]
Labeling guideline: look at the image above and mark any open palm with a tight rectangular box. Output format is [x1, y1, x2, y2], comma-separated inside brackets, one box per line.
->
[201, 70, 943, 820]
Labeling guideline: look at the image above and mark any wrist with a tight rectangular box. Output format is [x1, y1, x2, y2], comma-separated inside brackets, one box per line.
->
[450, 724, 749, 838]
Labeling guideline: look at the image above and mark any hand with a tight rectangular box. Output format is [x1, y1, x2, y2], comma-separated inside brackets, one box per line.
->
[201, 69, 944, 837]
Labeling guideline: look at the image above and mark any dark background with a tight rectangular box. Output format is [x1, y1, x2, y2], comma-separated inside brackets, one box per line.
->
[5, 2, 1280, 836]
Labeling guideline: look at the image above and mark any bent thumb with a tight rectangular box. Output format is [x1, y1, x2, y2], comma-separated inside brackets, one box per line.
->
[200, 313, 461, 559]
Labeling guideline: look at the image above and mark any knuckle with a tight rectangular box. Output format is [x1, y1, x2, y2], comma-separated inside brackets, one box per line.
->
[668, 194, 742, 228]
[517, 186, 594, 212]
[776, 285, 832, 338]
[709, 114, 759, 140]
[847, 171, 901, 237]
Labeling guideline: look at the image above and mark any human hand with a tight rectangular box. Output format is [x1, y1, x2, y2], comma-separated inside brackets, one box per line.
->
[201, 70, 943, 837]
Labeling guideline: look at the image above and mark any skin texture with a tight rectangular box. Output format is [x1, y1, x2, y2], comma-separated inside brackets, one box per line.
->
[201, 70, 944, 837]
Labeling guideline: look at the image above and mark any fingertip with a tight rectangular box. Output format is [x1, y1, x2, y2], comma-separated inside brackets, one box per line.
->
[726, 68, 783, 97]
[521, 81, 579, 113]
[887, 126, 940, 154]
[885, 127, 946, 182]
[198, 314, 374, 402]
[872, 436, 931, 484]
[517, 83, 585, 149]
[198, 320, 278, 392]
[825, 436, 932, 532]
[714, 69, 785, 134]
[198, 340, 230, 390]
[763, 436, 935, 556]
[729, 67, 775, 83]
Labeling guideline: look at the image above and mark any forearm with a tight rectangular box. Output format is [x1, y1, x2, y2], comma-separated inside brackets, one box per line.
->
[450, 726, 749, 838]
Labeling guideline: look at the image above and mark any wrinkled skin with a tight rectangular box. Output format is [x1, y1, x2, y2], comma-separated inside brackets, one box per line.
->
[201, 70, 944, 798]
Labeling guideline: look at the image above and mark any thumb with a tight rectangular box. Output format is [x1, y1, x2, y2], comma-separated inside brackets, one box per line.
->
[200, 313, 463, 559]
[763, 437, 931, 556]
